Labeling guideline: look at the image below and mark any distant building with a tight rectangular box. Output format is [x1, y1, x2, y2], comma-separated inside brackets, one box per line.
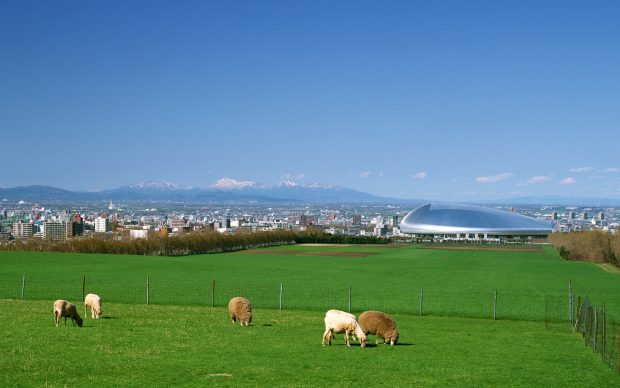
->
[580, 212, 588, 221]
[598, 212, 605, 221]
[12, 222, 33, 239]
[95, 217, 109, 233]
[568, 211, 576, 221]
[130, 229, 148, 239]
[70, 213, 84, 237]
[43, 221, 67, 240]
[352, 215, 362, 226]
[552, 211, 559, 221]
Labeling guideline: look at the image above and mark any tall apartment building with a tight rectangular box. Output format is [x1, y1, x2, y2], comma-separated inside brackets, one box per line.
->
[43, 221, 67, 240]
[352, 215, 362, 226]
[95, 217, 109, 233]
[12, 222, 33, 239]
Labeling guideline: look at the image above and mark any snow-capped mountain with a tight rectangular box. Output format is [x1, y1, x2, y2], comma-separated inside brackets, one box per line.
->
[127, 180, 183, 191]
[209, 178, 260, 190]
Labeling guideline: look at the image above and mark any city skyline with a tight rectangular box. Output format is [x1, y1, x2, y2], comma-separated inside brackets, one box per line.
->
[2, 1, 620, 201]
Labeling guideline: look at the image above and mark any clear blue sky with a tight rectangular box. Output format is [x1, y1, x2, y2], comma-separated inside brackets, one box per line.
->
[1, 1, 619, 200]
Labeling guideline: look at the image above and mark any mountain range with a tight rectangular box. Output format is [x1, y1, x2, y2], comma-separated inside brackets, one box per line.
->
[2, 179, 619, 206]
[0, 179, 411, 204]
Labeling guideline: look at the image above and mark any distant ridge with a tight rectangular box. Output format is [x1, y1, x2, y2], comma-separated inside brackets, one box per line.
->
[0, 180, 411, 204]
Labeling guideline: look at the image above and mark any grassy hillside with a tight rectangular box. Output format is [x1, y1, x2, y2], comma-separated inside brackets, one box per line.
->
[1, 299, 618, 387]
[0, 245, 618, 320]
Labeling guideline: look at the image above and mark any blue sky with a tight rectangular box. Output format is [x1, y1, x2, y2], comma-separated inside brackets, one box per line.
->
[1, 1, 619, 200]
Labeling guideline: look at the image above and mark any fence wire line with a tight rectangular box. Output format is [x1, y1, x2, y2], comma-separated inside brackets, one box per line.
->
[0, 273, 601, 322]
[572, 296, 619, 374]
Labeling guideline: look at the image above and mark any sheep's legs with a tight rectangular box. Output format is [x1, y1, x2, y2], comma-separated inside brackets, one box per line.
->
[321, 329, 332, 346]
[344, 330, 351, 347]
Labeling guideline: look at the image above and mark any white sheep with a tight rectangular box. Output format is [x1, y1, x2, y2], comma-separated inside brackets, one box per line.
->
[84, 293, 102, 319]
[358, 310, 399, 346]
[53, 299, 83, 327]
[228, 296, 252, 326]
[322, 309, 367, 347]
[326, 309, 358, 341]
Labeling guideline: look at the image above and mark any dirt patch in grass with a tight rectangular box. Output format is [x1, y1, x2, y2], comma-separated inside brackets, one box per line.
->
[596, 263, 620, 274]
[297, 243, 353, 247]
[300, 251, 379, 258]
[239, 249, 306, 255]
[417, 245, 544, 253]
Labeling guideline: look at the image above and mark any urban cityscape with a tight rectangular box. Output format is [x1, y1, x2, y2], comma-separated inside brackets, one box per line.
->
[1, 193, 618, 243]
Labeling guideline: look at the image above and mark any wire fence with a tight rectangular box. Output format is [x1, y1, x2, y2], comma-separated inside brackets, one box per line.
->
[4, 272, 618, 374]
[572, 295, 620, 374]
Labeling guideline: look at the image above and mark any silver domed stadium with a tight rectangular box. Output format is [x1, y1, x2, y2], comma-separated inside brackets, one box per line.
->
[400, 203, 552, 242]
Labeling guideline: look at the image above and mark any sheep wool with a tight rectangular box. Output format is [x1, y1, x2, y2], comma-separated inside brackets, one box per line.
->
[228, 296, 252, 326]
[53, 299, 83, 327]
[84, 293, 102, 319]
[358, 311, 399, 346]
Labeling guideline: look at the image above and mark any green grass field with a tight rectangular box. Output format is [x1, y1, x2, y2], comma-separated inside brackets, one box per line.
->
[1, 300, 618, 387]
[1, 244, 619, 386]
[0, 245, 618, 319]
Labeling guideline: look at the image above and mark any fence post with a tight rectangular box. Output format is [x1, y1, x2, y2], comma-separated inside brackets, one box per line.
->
[493, 289, 497, 320]
[348, 286, 352, 313]
[420, 288, 424, 317]
[21, 272, 25, 301]
[82, 275, 86, 302]
[601, 303, 606, 363]
[593, 306, 598, 352]
[146, 276, 150, 305]
[211, 280, 215, 307]
[279, 282, 283, 310]
[569, 279, 573, 323]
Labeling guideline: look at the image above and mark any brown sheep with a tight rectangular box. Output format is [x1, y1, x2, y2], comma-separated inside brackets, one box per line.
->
[84, 293, 102, 319]
[358, 311, 399, 345]
[228, 296, 252, 326]
[53, 300, 83, 327]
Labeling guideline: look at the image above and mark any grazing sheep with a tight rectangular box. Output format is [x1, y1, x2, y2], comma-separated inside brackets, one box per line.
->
[326, 310, 358, 341]
[322, 309, 367, 347]
[358, 311, 399, 345]
[228, 296, 252, 326]
[53, 300, 83, 327]
[84, 293, 102, 319]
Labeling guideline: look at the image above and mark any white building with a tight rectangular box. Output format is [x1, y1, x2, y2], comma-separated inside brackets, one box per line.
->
[95, 217, 109, 233]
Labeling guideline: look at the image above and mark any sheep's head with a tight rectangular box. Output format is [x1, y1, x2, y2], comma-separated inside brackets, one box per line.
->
[390, 333, 399, 346]
[76, 316, 83, 327]
[359, 333, 367, 348]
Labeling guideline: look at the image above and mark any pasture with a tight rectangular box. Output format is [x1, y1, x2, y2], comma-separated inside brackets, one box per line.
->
[1, 244, 619, 385]
[0, 244, 619, 319]
[1, 299, 619, 387]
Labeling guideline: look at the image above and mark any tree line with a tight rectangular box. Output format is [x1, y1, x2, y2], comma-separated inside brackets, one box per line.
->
[0, 230, 391, 256]
[548, 230, 620, 266]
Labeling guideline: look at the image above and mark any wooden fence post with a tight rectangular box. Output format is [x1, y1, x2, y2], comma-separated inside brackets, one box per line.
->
[279, 283, 283, 310]
[593, 306, 598, 352]
[21, 272, 25, 301]
[348, 286, 352, 313]
[420, 288, 424, 317]
[146, 276, 150, 305]
[569, 279, 573, 323]
[601, 303, 606, 363]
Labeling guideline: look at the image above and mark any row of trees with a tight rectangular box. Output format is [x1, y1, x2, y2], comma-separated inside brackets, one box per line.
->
[0, 230, 391, 256]
[548, 230, 620, 266]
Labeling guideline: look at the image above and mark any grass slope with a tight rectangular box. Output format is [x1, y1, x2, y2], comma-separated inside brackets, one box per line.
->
[1, 300, 618, 387]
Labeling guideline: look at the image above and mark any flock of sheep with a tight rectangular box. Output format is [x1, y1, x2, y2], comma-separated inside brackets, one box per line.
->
[53, 295, 399, 347]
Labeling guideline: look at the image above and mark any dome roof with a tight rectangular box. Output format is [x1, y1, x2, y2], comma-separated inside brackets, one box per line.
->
[400, 203, 552, 235]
